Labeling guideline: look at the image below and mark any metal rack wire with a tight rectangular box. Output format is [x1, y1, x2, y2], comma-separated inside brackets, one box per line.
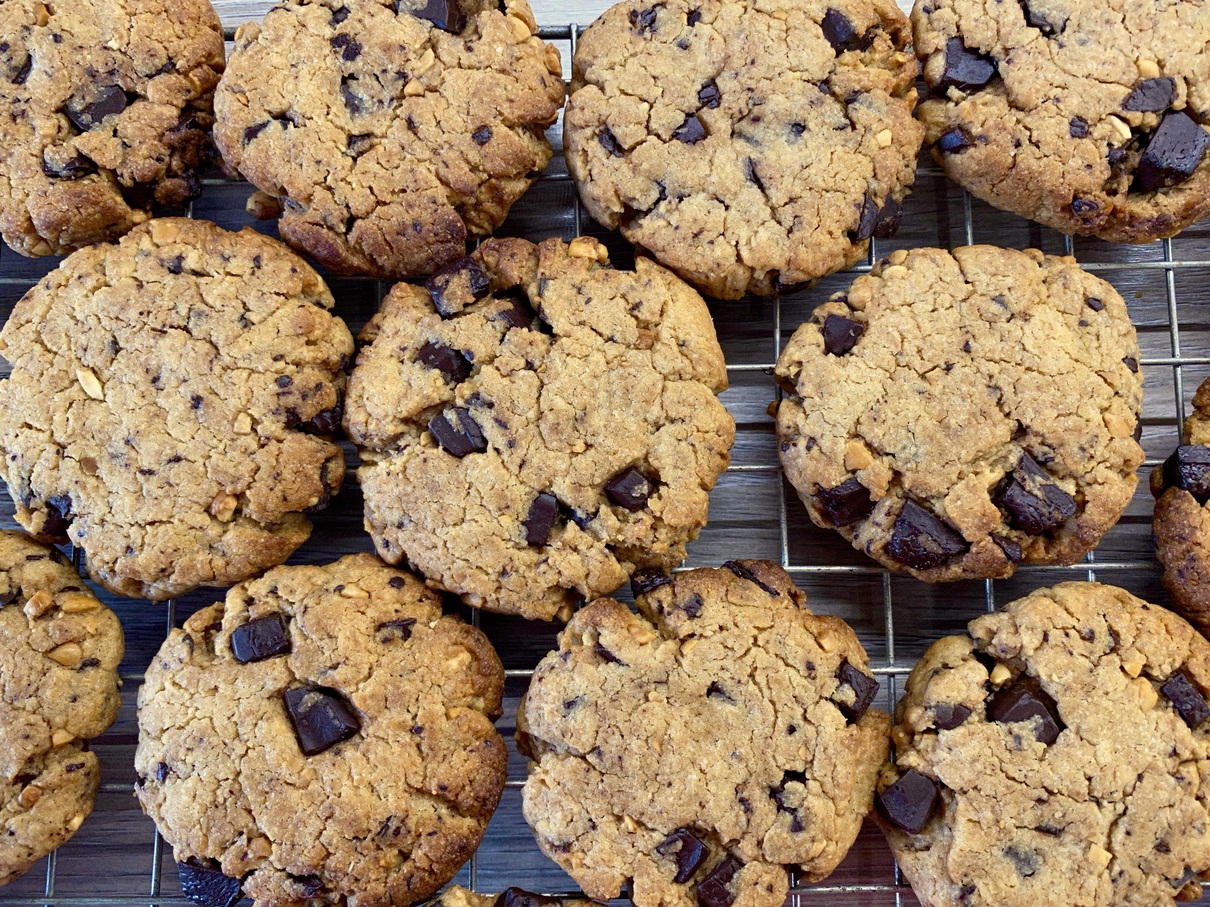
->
[0, 20, 1207, 907]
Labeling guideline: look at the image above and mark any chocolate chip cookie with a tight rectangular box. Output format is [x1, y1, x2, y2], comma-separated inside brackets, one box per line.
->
[0, 530, 124, 886]
[913, 0, 1210, 242]
[774, 245, 1144, 582]
[0, 0, 224, 257]
[344, 236, 735, 620]
[214, 0, 564, 279]
[426, 886, 594, 907]
[0, 218, 354, 601]
[518, 560, 889, 907]
[136, 554, 507, 907]
[563, 0, 923, 299]
[876, 582, 1210, 906]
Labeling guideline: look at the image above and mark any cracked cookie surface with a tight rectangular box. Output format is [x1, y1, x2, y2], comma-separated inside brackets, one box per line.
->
[563, 0, 923, 299]
[135, 553, 507, 907]
[344, 236, 735, 621]
[0, 218, 354, 601]
[518, 560, 889, 907]
[0, 0, 224, 257]
[214, 0, 564, 279]
[0, 530, 123, 886]
[913, 0, 1210, 242]
[876, 582, 1210, 907]
[774, 245, 1143, 582]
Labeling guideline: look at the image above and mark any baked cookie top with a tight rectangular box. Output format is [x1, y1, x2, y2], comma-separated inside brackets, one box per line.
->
[519, 561, 889, 907]
[214, 0, 564, 278]
[344, 237, 735, 620]
[563, 0, 922, 299]
[426, 886, 596, 907]
[775, 245, 1143, 582]
[136, 554, 507, 907]
[876, 582, 1210, 907]
[913, 0, 1210, 242]
[0, 530, 124, 886]
[0, 218, 354, 601]
[0, 0, 224, 257]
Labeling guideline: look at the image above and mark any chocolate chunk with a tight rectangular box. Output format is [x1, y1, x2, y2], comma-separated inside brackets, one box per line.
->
[681, 593, 704, 618]
[673, 115, 707, 144]
[629, 6, 658, 33]
[822, 313, 864, 355]
[1086, 296, 1104, 311]
[332, 33, 362, 60]
[178, 860, 242, 907]
[595, 642, 625, 665]
[820, 8, 872, 52]
[993, 453, 1076, 535]
[1070, 197, 1099, 216]
[230, 614, 291, 663]
[936, 125, 975, 154]
[1161, 445, 1210, 503]
[376, 618, 416, 642]
[283, 685, 361, 756]
[525, 492, 559, 546]
[300, 405, 341, 438]
[1005, 845, 1040, 877]
[472, 126, 492, 145]
[426, 256, 490, 316]
[873, 196, 903, 239]
[1136, 111, 1210, 193]
[886, 500, 968, 570]
[65, 85, 128, 131]
[493, 294, 539, 330]
[429, 407, 487, 457]
[42, 154, 96, 180]
[721, 560, 779, 595]
[155, 762, 171, 782]
[687, 8, 701, 25]
[876, 770, 939, 834]
[631, 567, 672, 597]
[11, 56, 31, 85]
[605, 467, 652, 510]
[599, 128, 625, 157]
[935, 38, 997, 93]
[1123, 355, 1139, 373]
[42, 494, 73, 538]
[331, 7, 351, 24]
[695, 856, 741, 907]
[1160, 670, 1210, 728]
[987, 675, 1063, 745]
[416, 340, 472, 384]
[340, 80, 363, 115]
[657, 828, 709, 883]
[1069, 116, 1089, 138]
[698, 80, 721, 109]
[496, 889, 562, 907]
[991, 533, 1023, 563]
[290, 875, 325, 897]
[851, 194, 879, 241]
[816, 477, 874, 527]
[407, 0, 467, 32]
[706, 681, 734, 701]
[834, 660, 878, 722]
[931, 703, 972, 730]
[1019, 0, 1065, 35]
[1123, 77, 1176, 113]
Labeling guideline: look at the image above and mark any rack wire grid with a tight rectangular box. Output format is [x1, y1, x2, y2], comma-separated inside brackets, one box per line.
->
[0, 17, 1209, 907]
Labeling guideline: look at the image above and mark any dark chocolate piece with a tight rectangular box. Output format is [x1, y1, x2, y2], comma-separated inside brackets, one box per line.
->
[722, 560, 779, 595]
[820, 8, 872, 52]
[1136, 111, 1210, 193]
[876, 769, 939, 835]
[935, 37, 997, 93]
[698, 80, 721, 109]
[631, 567, 672, 597]
[1161, 670, 1210, 729]
[472, 126, 492, 145]
[987, 675, 1063, 745]
[886, 500, 969, 570]
[42, 494, 73, 537]
[1122, 77, 1176, 113]
[425, 256, 490, 316]
[931, 703, 972, 730]
[1019, 0, 1065, 35]
[605, 467, 652, 511]
[178, 860, 242, 907]
[936, 126, 975, 154]
[230, 614, 291, 663]
[282, 685, 361, 756]
[816, 477, 874, 527]
[65, 85, 129, 132]
[42, 154, 96, 180]
[407, 0, 467, 32]
[524, 492, 559, 546]
[673, 115, 707, 144]
[1160, 446, 1210, 503]
[821, 314, 864, 355]
[416, 340, 472, 384]
[429, 407, 487, 458]
[376, 618, 417, 642]
[993, 452, 1076, 535]
[599, 128, 625, 157]
[656, 828, 708, 883]
[496, 889, 562, 907]
[695, 856, 741, 907]
[834, 660, 878, 722]
[629, 6, 658, 33]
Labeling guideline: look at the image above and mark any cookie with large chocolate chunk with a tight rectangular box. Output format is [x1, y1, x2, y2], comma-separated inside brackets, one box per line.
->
[775, 246, 1143, 582]
[877, 582, 1210, 906]
[563, 0, 923, 298]
[214, 0, 564, 278]
[424, 885, 595, 907]
[518, 561, 889, 907]
[136, 554, 507, 907]
[913, 0, 1210, 242]
[0, 219, 354, 601]
[344, 236, 735, 620]
[0, 0, 223, 257]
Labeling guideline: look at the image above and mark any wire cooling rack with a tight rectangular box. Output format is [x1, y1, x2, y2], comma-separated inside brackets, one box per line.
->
[0, 19, 1209, 907]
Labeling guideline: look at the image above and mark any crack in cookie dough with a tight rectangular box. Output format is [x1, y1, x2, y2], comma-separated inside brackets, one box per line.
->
[914, 0, 1210, 242]
[344, 237, 735, 620]
[0, 0, 224, 257]
[563, 0, 923, 299]
[214, 0, 565, 278]
[774, 245, 1143, 582]
[518, 561, 889, 907]
[876, 582, 1210, 907]
[0, 530, 123, 887]
[0, 218, 354, 601]
[135, 554, 507, 907]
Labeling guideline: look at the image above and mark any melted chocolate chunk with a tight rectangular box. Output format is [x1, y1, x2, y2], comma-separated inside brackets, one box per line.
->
[605, 467, 652, 510]
[630, 6, 659, 33]
[1019, 0, 1065, 35]
[472, 126, 492, 145]
[178, 860, 242, 907]
[1123, 77, 1176, 113]
[42, 154, 96, 180]
[1069, 116, 1089, 138]
[416, 340, 472, 384]
[599, 128, 625, 157]
[993, 452, 1076, 535]
[283, 685, 361, 756]
[656, 828, 709, 883]
[936, 125, 975, 154]
[496, 889, 562, 907]
[991, 533, 1023, 563]
[429, 407, 487, 458]
[1160, 445, 1210, 502]
[332, 33, 362, 60]
[673, 114, 707, 144]
[876, 769, 939, 835]
[687, 8, 701, 25]
[65, 85, 129, 132]
[42, 494, 73, 538]
[681, 594, 704, 618]
[931, 703, 972, 730]
[815, 477, 874, 527]
[630, 567, 672, 597]
[595, 642, 625, 665]
[935, 38, 997, 93]
[407, 0, 466, 32]
[1136, 112, 1210, 193]
[426, 256, 490, 316]
[834, 660, 878, 722]
[1123, 355, 1139, 373]
[821, 313, 864, 355]
[820, 8, 872, 52]
[376, 618, 416, 642]
[886, 500, 969, 570]
[1160, 670, 1210, 728]
[722, 560, 779, 595]
[872, 196, 903, 239]
[698, 80, 721, 109]
[987, 675, 1063, 745]
[230, 614, 291, 663]
[695, 856, 741, 907]
[493, 293, 540, 330]
[525, 492, 559, 546]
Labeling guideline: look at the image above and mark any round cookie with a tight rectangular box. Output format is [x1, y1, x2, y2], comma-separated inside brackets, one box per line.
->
[426, 886, 595, 907]
[0, 0, 224, 257]
[563, 0, 923, 299]
[518, 560, 890, 907]
[875, 582, 1210, 907]
[774, 245, 1144, 582]
[0, 530, 124, 886]
[136, 554, 507, 907]
[344, 236, 735, 620]
[214, 0, 565, 279]
[0, 218, 355, 601]
[1151, 377, 1210, 635]
[913, 0, 1210, 243]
